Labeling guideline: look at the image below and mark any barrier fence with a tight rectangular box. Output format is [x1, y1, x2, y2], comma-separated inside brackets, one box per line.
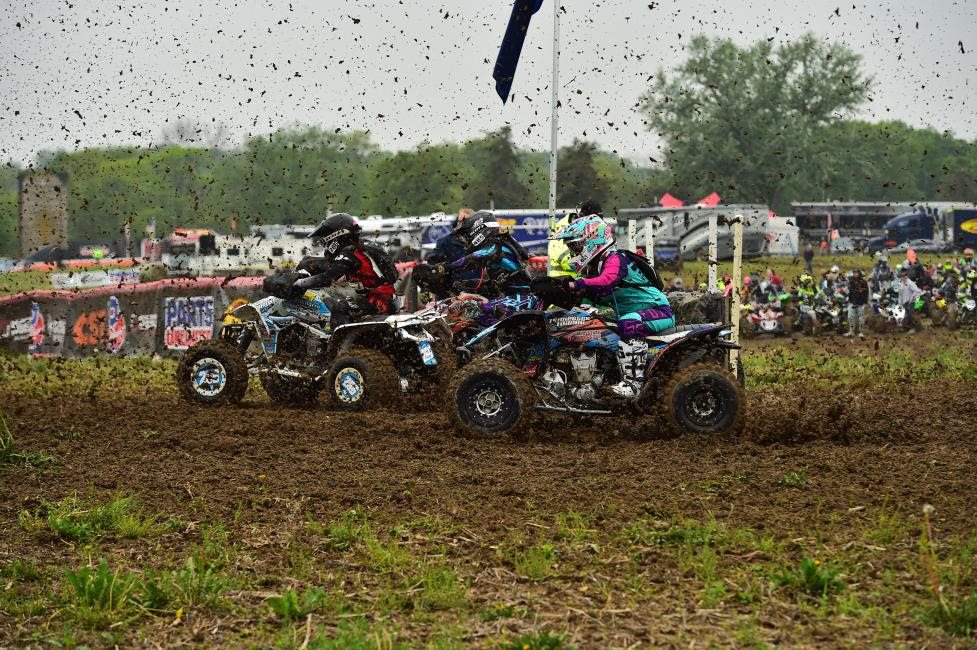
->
[1, 256, 728, 359]
[0, 277, 264, 358]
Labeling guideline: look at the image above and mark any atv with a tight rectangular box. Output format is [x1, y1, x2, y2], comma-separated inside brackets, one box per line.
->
[449, 306, 745, 439]
[176, 282, 452, 410]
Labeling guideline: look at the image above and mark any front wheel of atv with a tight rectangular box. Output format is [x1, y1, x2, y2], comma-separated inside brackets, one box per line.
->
[259, 373, 321, 406]
[450, 359, 535, 439]
[326, 347, 400, 412]
[663, 362, 745, 436]
[176, 339, 249, 406]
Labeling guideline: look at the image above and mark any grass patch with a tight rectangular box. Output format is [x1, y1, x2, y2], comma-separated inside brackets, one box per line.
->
[306, 617, 405, 649]
[774, 557, 844, 598]
[510, 543, 558, 581]
[64, 560, 141, 629]
[626, 517, 725, 548]
[777, 471, 807, 488]
[267, 586, 332, 622]
[0, 411, 55, 468]
[407, 564, 467, 611]
[19, 493, 168, 541]
[502, 630, 571, 649]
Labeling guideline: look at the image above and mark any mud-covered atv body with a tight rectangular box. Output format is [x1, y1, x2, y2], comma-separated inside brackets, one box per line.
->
[176, 289, 451, 410]
[450, 307, 745, 439]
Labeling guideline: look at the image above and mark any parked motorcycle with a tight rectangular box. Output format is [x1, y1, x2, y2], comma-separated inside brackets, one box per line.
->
[449, 306, 744, 439]
[176, 274, 451, 410]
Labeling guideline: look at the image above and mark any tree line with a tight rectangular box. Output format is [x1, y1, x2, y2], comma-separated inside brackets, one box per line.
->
[1, 34, 975, 257]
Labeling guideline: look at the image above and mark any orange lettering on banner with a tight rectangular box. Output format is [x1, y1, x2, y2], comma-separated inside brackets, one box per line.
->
[72, 310, 107, 346]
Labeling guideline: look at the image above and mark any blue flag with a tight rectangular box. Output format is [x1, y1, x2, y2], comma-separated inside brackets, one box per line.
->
[493, 0, 544, 104]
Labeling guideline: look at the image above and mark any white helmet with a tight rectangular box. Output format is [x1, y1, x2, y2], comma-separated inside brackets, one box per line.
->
[830, 265, 840, 274]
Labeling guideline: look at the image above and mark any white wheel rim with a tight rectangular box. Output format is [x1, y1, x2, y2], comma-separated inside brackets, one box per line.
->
[192, 357, 227, 397]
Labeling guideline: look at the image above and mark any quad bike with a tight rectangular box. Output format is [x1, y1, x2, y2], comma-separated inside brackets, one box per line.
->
[176, 279, 452, 410]
[739, 298, 789, 338]
[449, 305, 745, 439]
[955, 293, 977, 328]
[866, 291, 917, 334]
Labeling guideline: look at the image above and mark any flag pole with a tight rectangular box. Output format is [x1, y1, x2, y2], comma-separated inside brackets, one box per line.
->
[547, 2, 560, 230]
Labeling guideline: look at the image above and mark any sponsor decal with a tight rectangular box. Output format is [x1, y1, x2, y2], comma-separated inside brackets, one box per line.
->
[164, 296, 214, 350]
[960, 219, 977, 235]
[72, 310, 106, 346]
[106, 296, 126, 353]
[136, 313, 158, 331]
[552, 316, 592, 328]
[29, 302, 45, 351]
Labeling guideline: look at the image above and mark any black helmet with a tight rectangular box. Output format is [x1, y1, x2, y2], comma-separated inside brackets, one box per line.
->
[452, 210, 500, 252]
[577, 199, 603, 218]
[309, 213, 360, 256]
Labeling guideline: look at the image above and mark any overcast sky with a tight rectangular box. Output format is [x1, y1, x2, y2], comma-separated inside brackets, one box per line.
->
[1, 0, 975, 167]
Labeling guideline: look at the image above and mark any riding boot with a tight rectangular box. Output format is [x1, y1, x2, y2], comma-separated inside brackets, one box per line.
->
[610, 339, 649, 399]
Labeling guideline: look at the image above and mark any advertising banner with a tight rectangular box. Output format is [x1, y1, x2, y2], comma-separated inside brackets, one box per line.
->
[163, 295, 215, 350]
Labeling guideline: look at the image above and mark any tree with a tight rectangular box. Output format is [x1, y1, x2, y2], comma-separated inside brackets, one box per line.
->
[461, 126, 532, 209]
[556, 139, 610, 208]
[0, 162, 20, 256]
[370, 142, 472, 215]
[640, 34, 872, 212]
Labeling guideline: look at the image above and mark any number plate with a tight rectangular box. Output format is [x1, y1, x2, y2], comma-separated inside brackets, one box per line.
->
[760, 320, 778, 331]
[417, 340, 437, 366]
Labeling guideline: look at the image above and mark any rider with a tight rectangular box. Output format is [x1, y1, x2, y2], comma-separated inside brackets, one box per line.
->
[292, 213, 397, 317]
[550, 203, 674, 398]
[445, 210, 531, 296]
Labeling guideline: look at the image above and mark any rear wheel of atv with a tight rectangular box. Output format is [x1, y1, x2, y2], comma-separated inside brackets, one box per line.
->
[176, 340, 249, 406]
[326, 347, 399, 412]
[259, 373, 321, 406]
[663, 362, 745, 436]
[450, 359, 535, 439]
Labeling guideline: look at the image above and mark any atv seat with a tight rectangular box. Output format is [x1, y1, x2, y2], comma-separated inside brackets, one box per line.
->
[655, 322, 722, 336]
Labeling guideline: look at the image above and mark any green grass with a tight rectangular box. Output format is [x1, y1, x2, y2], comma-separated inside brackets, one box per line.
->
[510, 543, 559, 582]
[743, 345, 977, 390]
[774, 557, 844, 598]
[777, 471, 807, 488]
[18, 494, 168, 542]
[0, 411, 55, 468]
[502, 630, 571, 650]
[63, 560, 141, 629]
[267, 586, 331, 622]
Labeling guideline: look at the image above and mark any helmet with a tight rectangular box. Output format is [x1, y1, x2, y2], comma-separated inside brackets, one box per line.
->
[852, 268, 862, 276]
[968, 270, 977, 280]
[672, 277, 684, 289]
[830, 265, 840, 274]
[576, 199, 603, 218]
[549, 215, 615, 272]
[759, 280, 771, 293]
[309, 213, 360, 256]
[452, 210, 500, 252]
[799, 273, 813, 285]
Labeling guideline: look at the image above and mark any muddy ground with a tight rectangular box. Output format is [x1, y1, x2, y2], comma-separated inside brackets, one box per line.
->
[1, 332, 976, 648]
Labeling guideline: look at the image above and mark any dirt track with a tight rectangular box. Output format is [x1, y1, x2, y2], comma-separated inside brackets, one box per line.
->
[2, 332, 977, 647]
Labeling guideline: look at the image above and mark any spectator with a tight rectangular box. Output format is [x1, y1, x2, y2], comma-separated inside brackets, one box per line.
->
[898, 271, 923, 334]
[845, 268, 869, 338]
[820, 239, 828, 256]
[802, 244, 814, 275]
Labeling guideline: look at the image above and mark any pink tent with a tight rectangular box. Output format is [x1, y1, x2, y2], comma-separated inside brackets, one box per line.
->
[697, 192, 721, 207]
[659, 193, 683, 208]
